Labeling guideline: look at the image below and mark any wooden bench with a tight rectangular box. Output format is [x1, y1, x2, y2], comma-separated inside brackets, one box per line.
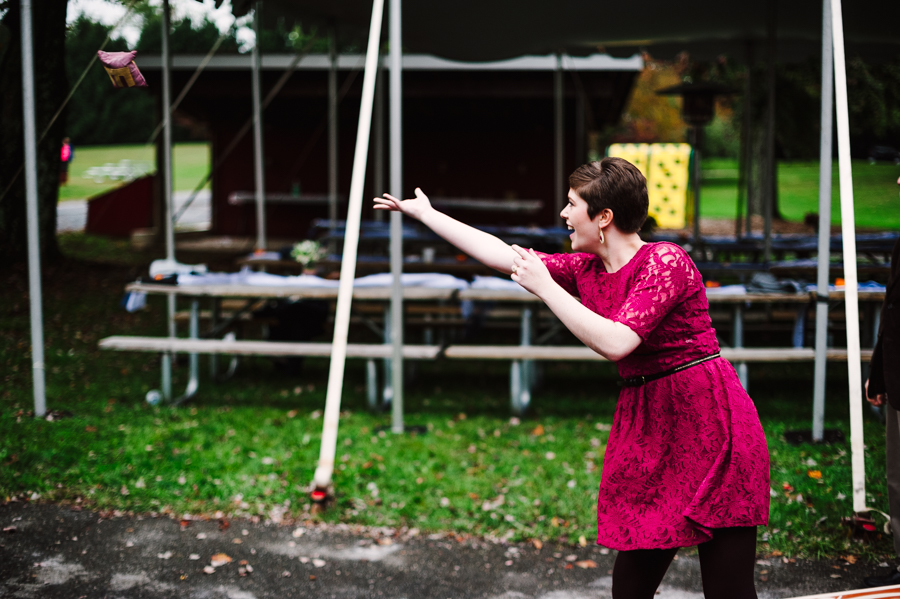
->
[99, 336, 442, 359]
[100, 332, 874, 414]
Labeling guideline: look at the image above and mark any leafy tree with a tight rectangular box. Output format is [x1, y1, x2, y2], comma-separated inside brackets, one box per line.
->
[65, 15, 156, 145]
[0, 0, 68, 264]
[135, 7, 240, 54]
[611, 55, 687, 145]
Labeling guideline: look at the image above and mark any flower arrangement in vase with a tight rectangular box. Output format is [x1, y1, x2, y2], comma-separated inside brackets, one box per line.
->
[290, 240, 326, 274]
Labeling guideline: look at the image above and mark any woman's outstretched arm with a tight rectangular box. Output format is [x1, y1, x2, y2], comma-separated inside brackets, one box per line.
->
[373, 188, 518, 274]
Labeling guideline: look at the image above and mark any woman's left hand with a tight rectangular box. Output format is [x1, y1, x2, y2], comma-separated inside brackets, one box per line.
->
[510, 244, 554, 297]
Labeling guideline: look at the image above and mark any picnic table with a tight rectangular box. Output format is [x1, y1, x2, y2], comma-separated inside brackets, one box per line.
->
[100, 269, 884, 414]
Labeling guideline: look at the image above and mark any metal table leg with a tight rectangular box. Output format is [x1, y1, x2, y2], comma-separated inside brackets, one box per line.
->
[792, 305, 807, 348]
[382, 305, 393, 408]
[734, 304, 748, 390]
[366, 359, 379, 411]
[209, 297, 238, 382]
[210, 297, 219, 379]
[511, 306, 533, 416]
[173, 299, 200, 405]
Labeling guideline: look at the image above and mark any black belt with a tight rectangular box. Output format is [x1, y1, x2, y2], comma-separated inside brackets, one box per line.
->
[619, 353, 721, 387]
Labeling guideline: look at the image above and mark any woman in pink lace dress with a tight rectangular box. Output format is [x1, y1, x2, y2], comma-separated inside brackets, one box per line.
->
[374, 157, 769, 599]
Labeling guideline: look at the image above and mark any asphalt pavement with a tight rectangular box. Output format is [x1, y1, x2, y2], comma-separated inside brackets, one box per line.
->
[0, 502, 891, 598]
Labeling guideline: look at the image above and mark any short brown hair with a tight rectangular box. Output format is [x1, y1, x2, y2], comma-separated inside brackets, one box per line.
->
[568, 157, 649, 233]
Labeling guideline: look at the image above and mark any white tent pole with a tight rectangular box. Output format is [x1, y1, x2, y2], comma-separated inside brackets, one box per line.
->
[251, 2, 267, 250]
[20, 0, 46, 417]
[389, 0, 405, 434]
[812, 0, 833, 443]
[313, 0, 385, 489]
[328, 25, 338, 236]
[554, 53, 564, 224]
[831, 0, 865, 514]
[743, 41, 754, 239]
[763, 0, 776, 262]
[373, 52, 385, 221]
[160, 0, 175, 400]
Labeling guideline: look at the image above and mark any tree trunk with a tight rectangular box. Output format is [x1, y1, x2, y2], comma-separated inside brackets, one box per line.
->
[746, 66, 783, 229]
[0, 0, 68, 265]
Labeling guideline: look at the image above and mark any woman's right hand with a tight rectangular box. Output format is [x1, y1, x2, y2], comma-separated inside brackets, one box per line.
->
[373, 187, 434, 221]
[866, 378, 887, 407]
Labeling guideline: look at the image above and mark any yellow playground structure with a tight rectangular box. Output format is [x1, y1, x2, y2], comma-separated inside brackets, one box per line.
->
[607, 143, 693, 229]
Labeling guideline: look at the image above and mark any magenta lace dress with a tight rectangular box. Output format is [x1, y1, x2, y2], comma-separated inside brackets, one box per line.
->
[541, 242, 770, 550]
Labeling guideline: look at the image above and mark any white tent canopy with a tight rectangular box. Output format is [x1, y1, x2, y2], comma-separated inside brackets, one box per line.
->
[224, 0, 899, 63]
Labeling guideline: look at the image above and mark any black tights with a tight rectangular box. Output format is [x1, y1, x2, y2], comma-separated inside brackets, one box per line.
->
[611, 526, 758, 599]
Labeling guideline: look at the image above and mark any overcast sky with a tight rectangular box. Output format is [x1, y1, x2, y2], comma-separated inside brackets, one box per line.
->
[66, 0, 253, 48]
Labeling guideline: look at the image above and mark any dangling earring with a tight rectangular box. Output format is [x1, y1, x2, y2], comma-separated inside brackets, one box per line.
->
[599, 226, 605, 245]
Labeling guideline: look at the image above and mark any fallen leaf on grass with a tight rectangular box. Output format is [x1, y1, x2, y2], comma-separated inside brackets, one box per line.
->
[578, 536, 587, 547]
[210, 553, 232, 568]
[575, 560, 598, 569]
[807, 470, 822, 479]
[782, 482, 794, 492]
[531, 425, 544, 436]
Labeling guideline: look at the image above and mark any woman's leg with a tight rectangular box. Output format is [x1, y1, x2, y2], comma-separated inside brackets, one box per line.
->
[611, 547, 679, 599]
[697, 526, 758, 599]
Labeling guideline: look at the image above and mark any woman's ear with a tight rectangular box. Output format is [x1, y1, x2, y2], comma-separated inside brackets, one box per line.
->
[597, 208, 614, 228]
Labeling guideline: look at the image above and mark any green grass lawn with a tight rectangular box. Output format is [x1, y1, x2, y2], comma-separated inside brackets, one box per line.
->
[701, 158, 900, 230]
[0, 237, 895, 561]
[58, 142, 210, 202]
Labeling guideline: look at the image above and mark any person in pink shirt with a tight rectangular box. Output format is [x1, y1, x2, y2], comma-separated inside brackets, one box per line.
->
[59, 137, 73, 184]
[375, 157, 769, 599]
